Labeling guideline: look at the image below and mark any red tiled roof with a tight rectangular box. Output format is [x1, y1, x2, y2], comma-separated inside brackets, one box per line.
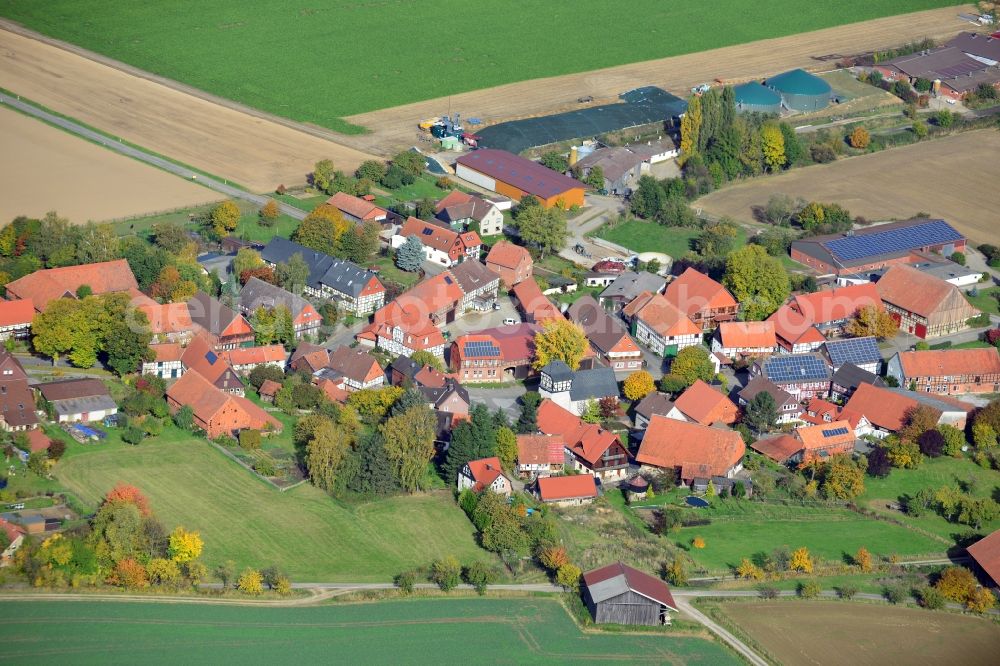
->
[434, 190, 472, 213]
[801, 397, 841, 425]
[967, 529, 1000, 586]
[876, 264, 976, 319]
[842, 383, 932, 432]
[405, 272, 466, 315]
[414, 365, 448, 388]
[791, 283, 882, 325]
[768, 305, 827, 347]
[485, 241, 532, 270]
[316, 377, 350, 404]
[149, 343, 183, 363]
[452, 323, 540, 365]
[537, 474, 597, 501]
[751, 434, 803, 462]
[326, 192, 386, 220]
[399, 217, 462, 254]
[224, 345, 286, 367]
[673, 380, 739, 426]
[366, 298, 446, 351]
[465, 456, 507, 491]
[258, 379, 282, 397]
[0, 299, 34, 327]
[6, 260, 138, 312]
[511, 278, 562, 321]
[583, 561, 678, 610]
[897, 349, 1000, 379]
[537, 399, 621, 466]
[166, 370, 232, 423]
[636, 415, 745, 477]
[138, 302, 193, 336]
[665, 268, 737, 318]
[624, 291, 701, 338]
[517, 434, 564, 465]
[181, 333, 238, 385]
[1, 517, 25, 543]
[795, 420, 855, 451]
[717, 321, 777, 349]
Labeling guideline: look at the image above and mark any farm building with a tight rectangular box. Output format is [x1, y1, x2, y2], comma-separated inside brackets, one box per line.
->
[326, 347, 385, 391]
[887, 348, 1000, 395]
[664, 268, 738, 330]
[6, 259, 138, 313]
[142, 343, 184, 380]
[390, 217, 482, 267]
[823, 337, 882, 374]
[485, 241, 533, 288]
[434, 191, 504, 236]
[788, 283, 882, 336]
[181, 334, 244, 396]
[790, 219, 966, 277]
[457, 457, 512, 496]
[0, 299, 34, 341]
[768, 305, 826, 354]
[572, 140, 678, 195]
[751, 353, 831, 400]
[633, 392, 675, 429]
[733, 81, 783, 113]
[636, 415, 745, 484]
[538, 360, 619, 415]
[516, 434, 564, 477]
[738, 376, 802, 424]
[830, 363, 886, 401]
[240, 278, 323, 339]
[474, 86, 687, 156]
[765, 69, 831, 112]
[582, 562, 679, 626]
[450, 323, 540, 384]
[454, 149, 586, 209]
[0, 351, 37, 432]
[186, 292, 254, 350]
[967, 529, 1000, 589]
[622, 291, 701, 358]
[876, 33, 1000, 101]
[599, 272, 667, 313]
[326, 192, 390, 225]
[511, 278, 563, 323]
[875, 265, 979, 339]
[166, 370, 281, 439]
[34, 379, 117, 424]
[536, 474, 598, 506]
[711, 321, 778, 359]
[670, 380, 739, 426]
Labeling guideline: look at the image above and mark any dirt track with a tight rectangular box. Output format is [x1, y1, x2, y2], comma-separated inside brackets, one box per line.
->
[696, 129, 1000, 244]
[0, 106, 220, 223]
[0, 28, 377, 192]
[345, 5, 976, 155]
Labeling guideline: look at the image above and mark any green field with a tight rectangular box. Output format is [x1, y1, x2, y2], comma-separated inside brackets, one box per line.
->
[966, 286, 999, 315]
[54, 436, 492, 581]
[0, 598, 737, 664]
[594, 219, 747, 259]
[0, 1, 956, 133]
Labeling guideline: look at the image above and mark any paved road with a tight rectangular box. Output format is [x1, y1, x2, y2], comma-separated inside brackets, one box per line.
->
[0, 93, 305, 220]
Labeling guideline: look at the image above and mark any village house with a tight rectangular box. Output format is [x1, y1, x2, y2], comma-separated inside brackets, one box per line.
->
[0, 351, 38, 432]
[315, 375, 350, 405]
[582, 562, 679, 626]
[876, 264, 979, 339]
[166, 370, 281, 439]
[240, 277, 323, 339]
[0, 299, 34, 341]
[484, 241, 532, 288]
[457, 457, 512, 495]
[536, 474, 598, 506]
[326, 346, 385, 391]
[260, 237, 385, 315]
[358, 297, 447, 359]
[288, 341, 331, 375]
[664, 268, 738, 330]
[326, 191, 390, 225]
[142, 343, 185, 380]
[449, 260, 500, 313]
[186, 292, 255, 350]
[768, 305, 826, 354]
[875, 33, 1000, 101]
[573, 139, 678, 195]
[390, 217, 482, 267]
[455, 148, 587, 209]
[711, 321, 778, 359]
[537, 399, 629, 480]
[792, 420, 856, 462]
[751, 353, 831, 400]
[5, 259, 138, 312]
[790, 218, 966, 276]
[669, 380, 739, 426]
[35, 379, 117, 424]
[434, 190, 504, 236]
[181, 333, 245, 396]
[137, 301, 196, 345]
[1, 518, 26, 567]
[841, 383, 929, 439]
[599, 272, 667, 313]
[568, 295, 643, 372]
[823, 336, 882, 374]
[787, 283, 882, 336]
[450, 323, 540, 384]
[258, 379, 281, 404]
[800, 397, 843, 426]
[829, 363, 886, 401]
[516, 433, 564, 478]
[887, 348, 1000, 395]
[633, 392, 675, 429]
[222, 345, 287, 376]
[511, 278, 562, 323]
[636, 415, 745, 486]
[622, 291, 701, 358]
[538, 360, 619, 415]
[738, 376, 803, 424]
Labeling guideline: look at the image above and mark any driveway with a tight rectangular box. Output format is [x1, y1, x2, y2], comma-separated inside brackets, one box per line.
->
[465, 384, 527, 419]
[559, 194, 629, 264]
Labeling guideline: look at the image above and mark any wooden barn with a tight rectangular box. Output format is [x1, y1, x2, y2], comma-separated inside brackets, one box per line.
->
[582, 561, 678, 625]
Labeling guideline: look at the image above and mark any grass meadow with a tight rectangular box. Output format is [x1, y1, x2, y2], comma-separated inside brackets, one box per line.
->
[595, 218, 746, 259]
[0, 598, 738, 664]
[0, 1, 955, 132]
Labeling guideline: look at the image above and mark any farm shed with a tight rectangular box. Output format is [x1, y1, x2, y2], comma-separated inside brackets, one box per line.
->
[733, 81, 782, 113]
[582, 561, 678, 625]
[766, 69, 831, 112]
[454, 149, 586, 209]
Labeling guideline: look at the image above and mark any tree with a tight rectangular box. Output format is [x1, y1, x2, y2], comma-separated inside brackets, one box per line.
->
[496, 426, 517, 471]
[938, 424, 965, 457]
[233, 248, 264, 283]
[900, 405, 940, 445]
[259, 200, 280, 226]
[744, 391, 778, 433]
[763, 193, 798, 227]
[411, 349, 444, 372]
[348, 432, 400, 495]
[394, 570, 416, 594]
[237, 567, 264, 595]
[972, 422, 996, 450]
[789, 547, 813, 573]
[356, 159, 387, 182]
[584, 166, 604, 191]
[866, 446, 892, 478]
[623, 370, 655, 401]
[431, 556, 462, 591]
[76, 222, 120, 264]
[276, 253, 310, 294]
[392, 151, 426, 178]
[112, 558, 149, 589]
[395, 235, 425, 272]
[481, 506, 530, 556]
[539, 546, 570, 572]
[846, 305, 898, 340]
[723, 245, 790, 321]
[517, 392, 541, 434]
[680, 94, 702, 157]
[761, 124, 786, 171]
[340, 221, 381, 264]
[822, 455, 865, 500]
[168, 527, 203, 563]
[516, 205, 568, 257]
[533, 318, 587, 370]
[883, 435, 921, 469]
[736, 558, 764, 580]
[443, 404, 500, 483]
[214, 560, 236, 589]
[912, 120, 928, 139]
[379, 404, 437, 492]
[540, 151, 569, 173]
[670, 346, 715, 387]
[849, 126, 870, 149]
[935, 566, 977, 602]
[311, 159, 336, 193]
[580, 399, 600, 423]
[693, 219, 740, 258]
[854, 547, 873, 572]
[293, 205, 349, 256]
[779, 123, 804, 165]
[966, 586, 996, 613]
[556, 563, 582, 591]
[464, 561, 498, 595]
[917, 429, 945, 457]
[105, 483, 152, 516]
[210, 200, 241, 237]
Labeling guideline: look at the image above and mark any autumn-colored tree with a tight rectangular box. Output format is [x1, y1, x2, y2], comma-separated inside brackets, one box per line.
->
[972, 422, 997, 450]
[736, 558, 764, 581]
[665, 558, 688, 586]
[210, 200, 241, 237]
[168, 527, 204, 563]
[846, 305, 898, 340]
[150, 265, 181, 301]
[274, 575, 293, 596]
[790, 547, 813, 573]
[966, 586, 996, 613]
[105, 483, 151, 516]
[146, 558, 182, 587]
[292, 205, 350, 256]
[935, 566, 977, 602]
[623, 370, 655, 401]
[669, 346, 716, 387]
[237, 567, 264, 595]
[854, 547, 873, 572]
[495, 426, 517, 471]
[379, 403, 437, 492]
[233, 248, 264, 281]
[556, 563, 582, 591]
[431, 556, 462, 591]
[112, 557, 149, 589]
[849, 126, 871, 149]
[680, 94, 702, 158]
[900, 405, 940, 445]
[260, 200, 279, 226]
[538, 546, 570, 572]
[821, 454, 865, 500]
[692, 536, 706, 549]
[761, 124, 786, 171]
[533, 318, 587, 370]
[883, 434, 922, 469]
[347, 386, 404, 422]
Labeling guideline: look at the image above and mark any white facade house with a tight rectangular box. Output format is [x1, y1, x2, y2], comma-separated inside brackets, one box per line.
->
[457, 457, 512, 496]
[633, 319, 700, 357]
[142, 358, 183, 380]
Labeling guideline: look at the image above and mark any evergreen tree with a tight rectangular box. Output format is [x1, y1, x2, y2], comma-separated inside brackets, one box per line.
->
[442, 405, 499, 483]
[348, 432, 399, 495]
[517, 392, 541, 434]
[395, 236, 425, 272]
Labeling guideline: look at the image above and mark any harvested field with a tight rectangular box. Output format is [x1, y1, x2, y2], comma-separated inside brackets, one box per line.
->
[714, 601, 1000, 666]
[0, 28, 377, 192]
[696, 130, 1000, 244]
[0, 106, 219, 223]
[346, 5, 974, 155]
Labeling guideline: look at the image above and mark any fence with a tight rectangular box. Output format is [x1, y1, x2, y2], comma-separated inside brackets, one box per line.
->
[102, 200, 224, 225]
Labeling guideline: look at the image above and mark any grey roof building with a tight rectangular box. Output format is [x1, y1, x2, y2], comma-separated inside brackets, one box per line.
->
[633, 392, 674, 428]
[830, 363, 886, 399]
[539, 361, 619, 405]
[582, 561, 678, 626]
[567, 295, 640, 367]
[239, 277, 321, 337]
[599, 272, 667, 312]
[35, 378, 117, 421]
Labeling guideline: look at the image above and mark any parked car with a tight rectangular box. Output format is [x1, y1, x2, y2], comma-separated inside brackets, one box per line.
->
[503, 318, 518, 326]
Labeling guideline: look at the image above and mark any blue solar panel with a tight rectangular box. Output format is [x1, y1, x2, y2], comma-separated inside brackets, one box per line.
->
[763, 354, 829, 383]
[205, 351, 218, 365]
[463, 341, 500, 358]
[824, 220, 962, 262]
[826, 337, 880, 368]
[822, 427, 849, 437]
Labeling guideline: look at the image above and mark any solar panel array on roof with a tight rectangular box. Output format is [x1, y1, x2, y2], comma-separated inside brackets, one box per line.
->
[763, 354, 829, 383]
[822, 427, 850, 437]
[824, 220, 962, 262]
[205, 351, 218, 365]
[825, 337, 881, 368]
[463, 341, 501, 358]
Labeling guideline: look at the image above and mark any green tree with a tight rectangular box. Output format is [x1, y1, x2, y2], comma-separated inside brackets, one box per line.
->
[431, 556, 462, 591]
[760, 124, 786, 171]
[516, 206, 568, 258]
[306, 419, 351, 493]
[496, 426, 518, 471]
[533, 318, 587, 370]
[481, 505, 530, 556]
[276, 253, 310, 295]
[669, 346, 715, 387]
[693, 219, 740, 257]
[356, 159, 388, 182]
[443, 404, 500, 483]
[392, 151, 426, 178]
[76, 222, 120, 264]
[379, 404, 437, 492]
[464, 561, 498, 595]
[311, 159, 336, 193]
[210, 200, 241, 237]
[233, 248, 264, 282]
[517, 392, 541, 434]
[723, 244, 790, 320]
[744, 390, 777, 432]
[912, 120, 928, 139]
[779, 123, 804, 164]
[339, 221, 381, 264]
[938, 424, 966, 457]
[411, 349, 444, 372]
[395, 236, 425, 272]
[173, 405, 194, 431]
[584, 165, 604, 190]
[540, 151, 569, 173]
